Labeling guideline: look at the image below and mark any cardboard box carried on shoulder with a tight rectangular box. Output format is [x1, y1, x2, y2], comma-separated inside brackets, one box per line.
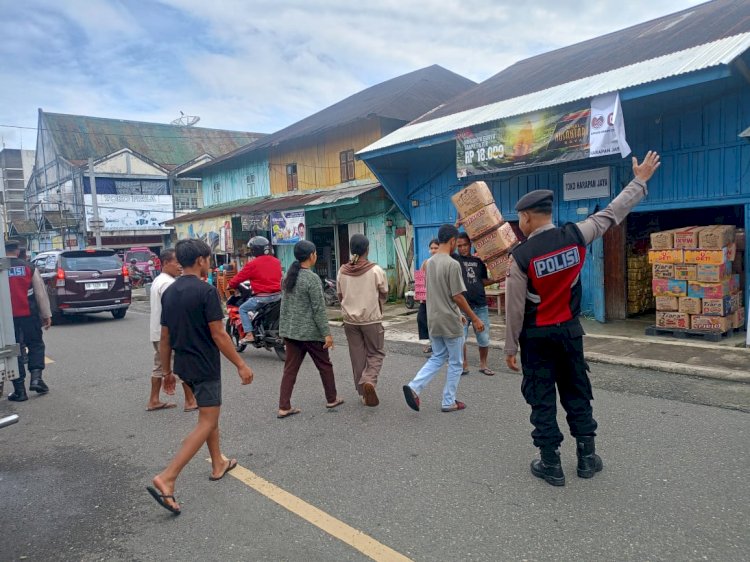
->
[652, 278, 687, 297]
[684, 248, 727, 265]
[474, 222, 518, 262]
[691, 314, 731, 332]
[673, 264, 697, 281]
[461, 203, 504, 240]
[650, 229, 680, 250]
[485, 252, 512, 281]
[648, 249, 684, 264]
[656, 312, 690, 329]
[655, 296, 679, 311]
[451, 181, 495, 217]
[698, 225, 736, 249]
[678, 297, 702, 315]
[673, 226, 705, 249]
[652, 263, 675, 279]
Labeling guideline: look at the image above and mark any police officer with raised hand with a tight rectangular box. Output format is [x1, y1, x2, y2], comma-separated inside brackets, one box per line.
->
[505, 151, 661, 486]
[5, 240, 52, 401]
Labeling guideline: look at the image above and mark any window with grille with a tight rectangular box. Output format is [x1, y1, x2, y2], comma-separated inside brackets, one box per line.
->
[286, 164, 298, 192]
[340, 150, 355, 182]
[247, 174, 256, 196]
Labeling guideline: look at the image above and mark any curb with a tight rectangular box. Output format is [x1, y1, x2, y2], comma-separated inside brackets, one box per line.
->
[328, 321, 750, 385]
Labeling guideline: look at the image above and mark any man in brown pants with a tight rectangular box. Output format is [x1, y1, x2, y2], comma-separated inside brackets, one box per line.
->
[338, 234, 389, 407]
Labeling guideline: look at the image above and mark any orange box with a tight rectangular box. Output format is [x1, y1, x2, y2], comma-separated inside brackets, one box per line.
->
[673, 226, 704, 249]
[648, 249, 684, 264]
[684, 248, 728, 265]
[461, 203, 504, 240]
[678, 297, 702, 315]
[673, 264, 697, 281]
[652, 263, 674, 279]
[656, 312, 690, 329]
[485, 252, 511, 281]
[474, 223, 518, 261]
[698, 225, 736, 249]
[655, 296, 679, 311]
[451, 181, 495, 217]
[691, 315, 731, 332]
[650, 229, 680, 250]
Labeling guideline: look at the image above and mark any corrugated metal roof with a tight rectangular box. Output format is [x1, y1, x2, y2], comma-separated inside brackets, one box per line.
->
[191, 66, 476, 173]
[9, 220, 39, 235]
[166, 183, 382, 225]
[360, 32, 750, 156]
[411, 0, 750, 123]
[42, 111, 265, 169]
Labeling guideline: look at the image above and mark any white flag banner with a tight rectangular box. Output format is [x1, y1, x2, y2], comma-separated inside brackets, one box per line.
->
[589, 92, 631, 159]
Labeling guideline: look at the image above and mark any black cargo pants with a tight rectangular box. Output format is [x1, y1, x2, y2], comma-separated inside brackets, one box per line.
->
[13, 315, 45, 383]
[519, 329, 597, 449]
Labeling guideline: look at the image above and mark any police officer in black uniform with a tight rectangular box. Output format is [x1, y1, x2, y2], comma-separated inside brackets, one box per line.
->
[5, 240, 52, 401]
[504, 151, 661, 486]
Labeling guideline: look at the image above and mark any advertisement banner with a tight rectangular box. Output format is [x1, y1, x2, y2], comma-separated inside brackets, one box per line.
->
[174, 216, 233, 254]
[456, 92, 630, 178]
[84, 194, 173, 231]
[270, 210, 305, 245]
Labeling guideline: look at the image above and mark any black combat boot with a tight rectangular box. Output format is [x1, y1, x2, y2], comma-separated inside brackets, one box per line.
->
[576, 436, 603, 478]
[8, 379, 28, 402]
[29, 370, 49, 394]
[530, 447, 565, 486]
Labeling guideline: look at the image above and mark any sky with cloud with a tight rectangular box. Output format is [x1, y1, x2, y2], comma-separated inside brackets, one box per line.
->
[0, 0, 704, 149]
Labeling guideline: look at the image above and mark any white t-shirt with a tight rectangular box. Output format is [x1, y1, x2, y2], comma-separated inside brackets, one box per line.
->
[149, 272, 175, 342]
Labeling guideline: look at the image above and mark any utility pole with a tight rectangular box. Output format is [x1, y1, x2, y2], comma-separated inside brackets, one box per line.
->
[88, 158, 103, 248]
[0, 212, 19, 398]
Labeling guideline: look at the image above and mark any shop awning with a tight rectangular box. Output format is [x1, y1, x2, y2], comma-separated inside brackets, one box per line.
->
[740, 126, 750, 139]
[164, 196, 268, 225]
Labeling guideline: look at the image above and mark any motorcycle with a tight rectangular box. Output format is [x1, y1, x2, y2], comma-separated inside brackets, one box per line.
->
[322, 277, 339, 307]
[225, 282, 286, 362]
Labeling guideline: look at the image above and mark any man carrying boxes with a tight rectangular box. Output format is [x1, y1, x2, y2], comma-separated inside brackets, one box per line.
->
[505, 150, 662, 487]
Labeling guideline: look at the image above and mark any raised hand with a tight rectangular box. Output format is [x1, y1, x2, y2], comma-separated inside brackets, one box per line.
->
[632, 150, 661, 182]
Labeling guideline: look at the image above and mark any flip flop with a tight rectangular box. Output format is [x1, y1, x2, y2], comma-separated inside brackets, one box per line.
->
[277, 408, 301, 419]
[441, 400, 466, 413]
[460, 370, 471, 376]
[326, 398, 345, 409]
[146, 403, 177, 412]
[146, 486, 181, 515]
[209, 458, 238, 481]
[402, 385, 420, 411]
[478, 368, 496, 376]
[422, 346, 432, 354]
[183, 406, 199, 412]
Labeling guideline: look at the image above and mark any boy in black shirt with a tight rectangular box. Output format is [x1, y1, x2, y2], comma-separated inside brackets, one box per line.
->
[456, 233, 496, 376]
[147, 239, 254, 515]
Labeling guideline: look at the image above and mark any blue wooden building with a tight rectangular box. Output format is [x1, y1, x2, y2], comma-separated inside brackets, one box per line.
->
[360, 0, 750, 322]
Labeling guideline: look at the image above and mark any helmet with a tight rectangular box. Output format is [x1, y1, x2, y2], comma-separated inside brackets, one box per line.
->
[248, 236, 270, 257]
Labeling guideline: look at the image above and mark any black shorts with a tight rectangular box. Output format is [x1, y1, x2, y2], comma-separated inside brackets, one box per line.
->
[182, 379, 222, 407]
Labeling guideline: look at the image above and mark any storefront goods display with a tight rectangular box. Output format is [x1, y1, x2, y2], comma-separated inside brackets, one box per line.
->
[652, 278, 687, 297]
[628, 253, 653, 315]
[687, 280, 732, 300]
[673, 226, 705, 249]
[678, 297, 702, 315]
[648, 249, 684, 264]
[649, 229, 680, 250]
[684, 248, 728, 265]
[698, 225, 736, 249]
[696, 263, 729, 283]
[673, 264, 697, 281]
[655, 296, 679, 311]
[652, 263, 674, 279]
[656, 312, 690, 329]
[691, 315, 731, 332]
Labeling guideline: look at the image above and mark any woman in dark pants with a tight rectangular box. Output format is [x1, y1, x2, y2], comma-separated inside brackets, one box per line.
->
[417, 239, 440, 353]
[277, 240, 343, 418]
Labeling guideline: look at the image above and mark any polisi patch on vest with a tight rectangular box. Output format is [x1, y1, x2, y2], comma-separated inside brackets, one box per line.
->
[533, 246, 581, 278]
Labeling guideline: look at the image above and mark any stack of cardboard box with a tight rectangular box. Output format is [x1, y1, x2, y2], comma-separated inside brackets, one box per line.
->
[648, 225, 744, 332]
[627, 251, 654, 315]
[452, 181, 518, 280]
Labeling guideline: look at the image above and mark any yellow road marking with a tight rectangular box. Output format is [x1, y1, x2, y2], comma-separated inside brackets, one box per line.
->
[224, 463, 412, 561]
[44, 356, 54, 365]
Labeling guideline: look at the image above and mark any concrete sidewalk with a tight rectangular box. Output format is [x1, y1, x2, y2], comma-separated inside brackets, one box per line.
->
[327, 302, 750, 383]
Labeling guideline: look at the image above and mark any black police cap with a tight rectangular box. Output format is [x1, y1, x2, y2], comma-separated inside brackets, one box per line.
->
[515, 189, 554, 212]
[4, 239, 21, 252]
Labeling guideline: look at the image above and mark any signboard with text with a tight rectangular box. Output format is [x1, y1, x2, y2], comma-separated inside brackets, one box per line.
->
[563, 167, 611, 201]
[270, 210, 306, 245]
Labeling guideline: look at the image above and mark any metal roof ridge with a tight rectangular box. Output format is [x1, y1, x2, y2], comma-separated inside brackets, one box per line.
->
[359, 31, 750, 156]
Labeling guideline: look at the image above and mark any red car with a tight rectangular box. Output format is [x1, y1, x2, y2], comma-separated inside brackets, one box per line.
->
[31, 249, 132, 323]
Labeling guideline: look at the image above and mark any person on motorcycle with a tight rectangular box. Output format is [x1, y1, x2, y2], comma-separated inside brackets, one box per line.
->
[129, 258, 145, 285]
[228, 236, 282, 344]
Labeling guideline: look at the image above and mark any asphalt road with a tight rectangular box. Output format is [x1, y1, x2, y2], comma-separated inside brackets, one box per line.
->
[0, 306, 748, 561]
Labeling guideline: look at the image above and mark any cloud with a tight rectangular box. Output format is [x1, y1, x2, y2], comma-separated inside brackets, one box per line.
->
[0, 0, 705, 149]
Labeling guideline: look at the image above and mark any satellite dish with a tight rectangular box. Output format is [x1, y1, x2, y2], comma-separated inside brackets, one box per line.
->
[171, 111, 201, 127]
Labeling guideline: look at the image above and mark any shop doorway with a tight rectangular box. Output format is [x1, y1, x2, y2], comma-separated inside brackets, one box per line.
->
[311, 227, 336, 279]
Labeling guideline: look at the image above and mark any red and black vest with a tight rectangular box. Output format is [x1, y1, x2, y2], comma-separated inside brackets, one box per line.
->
[8, 257, 35, 318]
[511, 223, 587, 330]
